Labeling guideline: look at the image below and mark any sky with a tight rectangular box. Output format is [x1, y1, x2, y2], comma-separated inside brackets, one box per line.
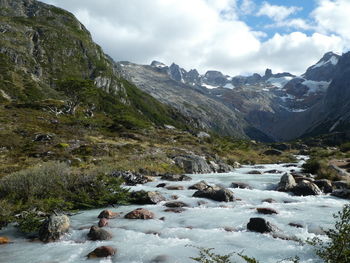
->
[41, 0, 350, 76]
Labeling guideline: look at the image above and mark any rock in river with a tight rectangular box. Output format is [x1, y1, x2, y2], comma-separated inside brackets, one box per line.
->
[87, 226, 112, 241]
[98, 210, 118, 219]
[39, 214, 70, 242]
[247, 217, 275, 233]
[193, 186, 235, 202]
[124, 208, 155, 219]
[87, 246, 116, 258]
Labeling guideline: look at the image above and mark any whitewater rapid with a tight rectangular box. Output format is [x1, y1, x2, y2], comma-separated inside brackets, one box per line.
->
[0, 156, 348, 263]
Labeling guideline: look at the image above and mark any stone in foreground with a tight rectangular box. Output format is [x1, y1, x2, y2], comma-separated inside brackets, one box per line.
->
[39, 214, 70, 242]
[87, 246, 116, 258]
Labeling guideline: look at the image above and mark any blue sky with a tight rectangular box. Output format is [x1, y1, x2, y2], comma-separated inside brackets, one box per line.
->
[42, 0, 350, 76]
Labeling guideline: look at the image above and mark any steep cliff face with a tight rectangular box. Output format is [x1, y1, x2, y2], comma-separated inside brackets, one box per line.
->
[0, 0, 124, 103]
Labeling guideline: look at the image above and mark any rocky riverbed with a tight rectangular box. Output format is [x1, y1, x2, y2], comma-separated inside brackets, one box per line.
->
[0, 156, 348, 263]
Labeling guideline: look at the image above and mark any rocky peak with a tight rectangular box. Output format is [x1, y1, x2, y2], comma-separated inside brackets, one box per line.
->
[264, 69, 273, 79]
[169, 63, 186, 82]
[150, 60, 167, 68]
[303, 51, 340, 81]
[203, 70, 227, 86]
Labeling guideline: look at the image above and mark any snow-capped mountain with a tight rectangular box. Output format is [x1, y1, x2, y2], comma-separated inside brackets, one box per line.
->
[116, 51, 345, 141]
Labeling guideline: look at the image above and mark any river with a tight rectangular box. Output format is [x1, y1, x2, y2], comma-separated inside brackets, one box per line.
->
[0, 156, 347, 263]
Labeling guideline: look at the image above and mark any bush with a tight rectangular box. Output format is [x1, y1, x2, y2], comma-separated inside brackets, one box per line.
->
[302, 158, 321, 174]
[310, 204, 350, 263]
[0, 161, 130, 229]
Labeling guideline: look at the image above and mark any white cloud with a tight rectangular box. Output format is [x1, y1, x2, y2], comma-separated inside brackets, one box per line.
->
[40, 0, 348, 76]
[257, 2, 302, 22]
[312, 0, 350, 43]
[266, 18, 313, 31]
[240, 0, 256, 15]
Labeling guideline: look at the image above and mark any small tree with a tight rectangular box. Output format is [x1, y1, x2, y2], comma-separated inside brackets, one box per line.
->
[57, 78, 97, 115]
[310, 204, 350, 263]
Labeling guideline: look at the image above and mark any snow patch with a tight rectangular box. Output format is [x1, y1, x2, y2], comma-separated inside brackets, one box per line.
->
[267, 76, 293, 89]
[302, 80, 330, 94]
[312, 55, 338, 69]
[223, 83, 235, 89]
[202, 83, 219, 89]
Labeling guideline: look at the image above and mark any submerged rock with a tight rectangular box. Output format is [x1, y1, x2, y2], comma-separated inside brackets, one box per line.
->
[247, 217, 275, 233]
[164, 201, 189, 208]
[247, 170, 262, 175]
[262, 198, 277, 203]
[87, 246, 116, 258]
[39, 214, 70, 242]
[277, 173, 297, 192]
[193, 186, 235, 202]
[98, 210, 118, 219]
[164, 208, 186, 213]
[166, 185, 184, 190]
[256, 208, 278, 215]
[331, 189, 350, 199]
[98, 218, 108, 228]
[160, 174, 191, 181]
[87, 226, 112, 241]
[231, 182, 252, 189]
[124, 208, 155, 219]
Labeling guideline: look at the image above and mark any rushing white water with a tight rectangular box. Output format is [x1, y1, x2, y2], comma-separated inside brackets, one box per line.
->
[0, 156, 348, 263]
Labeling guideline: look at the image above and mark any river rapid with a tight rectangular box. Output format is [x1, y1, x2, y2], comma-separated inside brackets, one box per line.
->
[0, 156, 348, 263]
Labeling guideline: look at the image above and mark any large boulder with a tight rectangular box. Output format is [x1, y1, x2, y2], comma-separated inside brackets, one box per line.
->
[291, 180, 322, 196]
[131, 191, 166, 204]
[193, 186, 235, 202]
[188, 180, 210, 191]
[87, 226, 112, 241]
[331, 189, 350, 199]
[39, 214, 70, 242]
[110, 170, 148, 185]
[124, 208, 155, 219]
[247, 217, 275, 233]
[314, 179, 333, 193]
[160, 174, 192, 181]
[333, 181, 349, 190]
[98, 210, 118, 219]
[174, 155, 212, 174]
[276, 173, 297, 192]
[87, 246, 116, 258]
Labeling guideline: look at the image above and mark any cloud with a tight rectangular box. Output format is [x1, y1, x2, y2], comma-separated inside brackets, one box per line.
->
[240, 0, 256, 15]
[40, 0, 348, 76]
[312, 0, 350, 43]
[257, 2, 302, 22]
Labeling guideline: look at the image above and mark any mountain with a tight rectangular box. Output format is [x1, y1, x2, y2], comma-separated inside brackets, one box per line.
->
[0, 0, 192, 129]
[117, 51, 343, 141]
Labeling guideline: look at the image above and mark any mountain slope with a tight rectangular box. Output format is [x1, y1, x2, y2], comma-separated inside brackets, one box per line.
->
[0, 0, 191, 129]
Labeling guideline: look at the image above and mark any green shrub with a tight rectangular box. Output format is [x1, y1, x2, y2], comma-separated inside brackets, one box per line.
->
[340, 142, 350, 153]
[302, 158, 321, 174]
[310, 204, 350, 263]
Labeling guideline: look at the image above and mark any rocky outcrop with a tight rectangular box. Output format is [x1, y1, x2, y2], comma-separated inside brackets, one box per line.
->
[124, 208, 155, 220]
[193, 186, 235, 202]
[39, 214, 70, 242]
[87, 226, 112, 241]
[174, 155, 212, 174]
[314, 179, 333, 193]
[276, 173, 297, 192]
[247, 217, 275, 233]
[256, 208, 278, 215]
[87, 246, 116, 258]
[98, 210, 118, 219]
[110, 171, 148, 185]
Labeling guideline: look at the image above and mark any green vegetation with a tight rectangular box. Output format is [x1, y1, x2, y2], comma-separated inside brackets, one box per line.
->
[310, 204, 350, 263]
[0, 162, 129, 232]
